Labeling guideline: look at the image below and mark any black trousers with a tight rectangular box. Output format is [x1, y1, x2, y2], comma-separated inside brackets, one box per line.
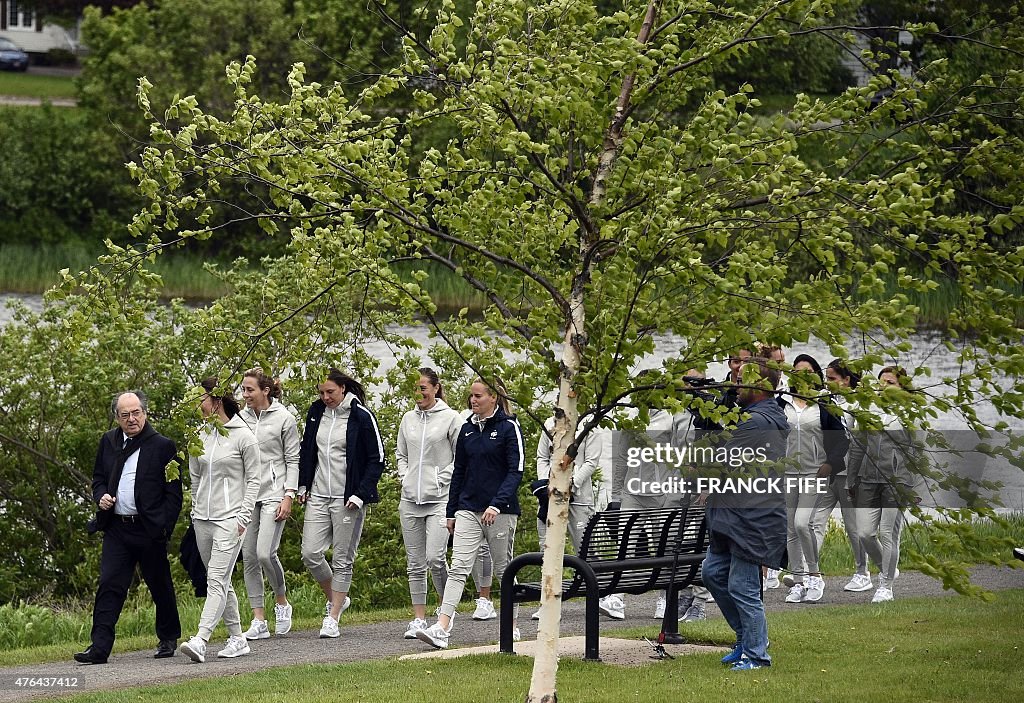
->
[90, 520, 180, 656]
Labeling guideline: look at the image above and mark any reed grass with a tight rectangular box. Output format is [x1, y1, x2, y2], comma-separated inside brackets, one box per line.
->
[2, 243, 1021, 328]
[389, 260, 487, 313]
[0, 242, 232, 300]
[875, 272, 1024, 329]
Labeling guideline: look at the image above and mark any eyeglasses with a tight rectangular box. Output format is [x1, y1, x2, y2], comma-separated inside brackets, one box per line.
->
[118, 409, 145, 420]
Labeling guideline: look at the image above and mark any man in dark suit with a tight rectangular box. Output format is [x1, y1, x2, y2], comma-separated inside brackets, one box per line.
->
[75, 391, 183, 664]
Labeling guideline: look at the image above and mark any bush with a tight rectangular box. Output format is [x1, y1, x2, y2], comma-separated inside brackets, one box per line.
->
[45, 48, 78, 67]
[0, 105, 139, 246]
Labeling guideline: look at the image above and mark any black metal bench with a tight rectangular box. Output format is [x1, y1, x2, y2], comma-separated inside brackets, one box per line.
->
[499, 504, 708, 661]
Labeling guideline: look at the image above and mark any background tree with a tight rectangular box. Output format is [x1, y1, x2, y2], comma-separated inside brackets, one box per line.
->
[0, 272, 190, 601]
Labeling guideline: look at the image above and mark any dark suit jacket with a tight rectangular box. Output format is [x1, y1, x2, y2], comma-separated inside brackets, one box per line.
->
[91, 423, 183, 541]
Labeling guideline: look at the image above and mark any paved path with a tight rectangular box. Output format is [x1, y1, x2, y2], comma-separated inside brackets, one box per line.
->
[1, 566, 1021, 701]
[0, 95, 76, 107]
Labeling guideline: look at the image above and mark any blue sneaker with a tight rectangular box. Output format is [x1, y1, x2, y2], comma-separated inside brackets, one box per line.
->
[721, 644, 743, 665]
[731, 657, 766, 670]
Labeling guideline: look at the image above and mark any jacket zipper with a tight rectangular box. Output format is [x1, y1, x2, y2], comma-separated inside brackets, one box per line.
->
[206, 428, 217, 519]
[417, 410, 427, 504]
[326, 409, 337, 496]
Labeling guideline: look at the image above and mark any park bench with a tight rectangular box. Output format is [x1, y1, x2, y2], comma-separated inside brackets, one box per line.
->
[499, 504, 708, 661]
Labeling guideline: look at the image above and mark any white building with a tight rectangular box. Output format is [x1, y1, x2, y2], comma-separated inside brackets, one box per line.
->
[0, 1, 80, 56]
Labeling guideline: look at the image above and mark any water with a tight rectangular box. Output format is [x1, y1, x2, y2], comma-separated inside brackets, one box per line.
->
[4, 293, 1022, 511]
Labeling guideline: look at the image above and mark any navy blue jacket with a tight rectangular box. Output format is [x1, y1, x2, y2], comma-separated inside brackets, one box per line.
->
[298, 397, 385, 504]
[706, 398, 791, 568]
[447, 407, 524, 518]
[819, 400, 851, 476]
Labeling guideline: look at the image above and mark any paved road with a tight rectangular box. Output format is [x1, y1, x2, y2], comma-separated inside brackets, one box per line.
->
[1, 566, 1021, 701]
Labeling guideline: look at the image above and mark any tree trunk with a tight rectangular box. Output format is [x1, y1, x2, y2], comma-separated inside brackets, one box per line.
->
[526, 4, 661, 700]
[526, 288, 584, 703]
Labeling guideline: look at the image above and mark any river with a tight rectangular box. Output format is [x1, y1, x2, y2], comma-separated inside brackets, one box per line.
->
[2, 293, 1022, 511]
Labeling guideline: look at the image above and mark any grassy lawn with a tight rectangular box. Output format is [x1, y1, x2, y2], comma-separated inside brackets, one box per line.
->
[0, 71, 76, 100]
[55, 589, 1024, 703]
[1, 514, 1021, 667]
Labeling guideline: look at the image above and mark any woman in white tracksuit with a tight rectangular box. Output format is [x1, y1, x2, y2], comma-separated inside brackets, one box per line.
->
[298, 369, 385, 639]
[847, 366, 921, 604]
[781, 354, 849, 605]
[396, 368, 463, 639]
[238, 368, 300, 641]
[179, 378, 261, 663]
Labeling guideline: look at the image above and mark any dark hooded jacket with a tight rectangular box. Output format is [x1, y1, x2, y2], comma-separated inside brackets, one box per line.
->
[705, 398, 790, 568]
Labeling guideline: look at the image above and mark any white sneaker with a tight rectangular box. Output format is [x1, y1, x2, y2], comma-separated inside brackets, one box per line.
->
[531, 607, 541, 621]
[844, 573, 873, 592]
[872, 585, 894, 603]
[512, 627, 521, 642]
[404, 617, 429, 639]
[765, 569, 781, 589]
[804, 575, 825, 602]
[324, 596, 352, 620]
[681, 600, 706, 622]
[781, 572, 797, 588]
[274, 603, 293, 635]
[598, 594, 625, 620]
[472, 597, 497, 620]
[653, 594, 667, 619]
[179, 635, 207, 663]
[243, 619, 270, 640]
[415, 622, 451, 649]
[784, 584, 806, 603]
[894, 567, 901, 580]
[319, 616, 340, 639]
[217, 635, 250, 658]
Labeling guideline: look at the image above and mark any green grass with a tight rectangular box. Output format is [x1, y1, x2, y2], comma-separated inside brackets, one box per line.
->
[874, 272, 1024, 330]
[0, 71, 76, 100]
[51, 589, 1024, 703]
[0, 242, 233, 301]
[817, 512, 1024, 576]
[5, 243, 1020, 328]
[1, 514, 1020, 665]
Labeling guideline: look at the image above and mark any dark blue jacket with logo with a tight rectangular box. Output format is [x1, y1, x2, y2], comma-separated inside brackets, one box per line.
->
[447, 406, 524, 518]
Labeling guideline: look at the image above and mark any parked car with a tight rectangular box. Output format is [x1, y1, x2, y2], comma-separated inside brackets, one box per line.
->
[0, 38, 30, 72]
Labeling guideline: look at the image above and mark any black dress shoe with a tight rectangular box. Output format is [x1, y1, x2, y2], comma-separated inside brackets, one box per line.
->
[74, 646, 108, 665]
[154, 639, 176, 659]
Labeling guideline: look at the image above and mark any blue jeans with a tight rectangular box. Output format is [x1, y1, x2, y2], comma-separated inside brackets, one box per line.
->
[702, 542, 771, 666]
